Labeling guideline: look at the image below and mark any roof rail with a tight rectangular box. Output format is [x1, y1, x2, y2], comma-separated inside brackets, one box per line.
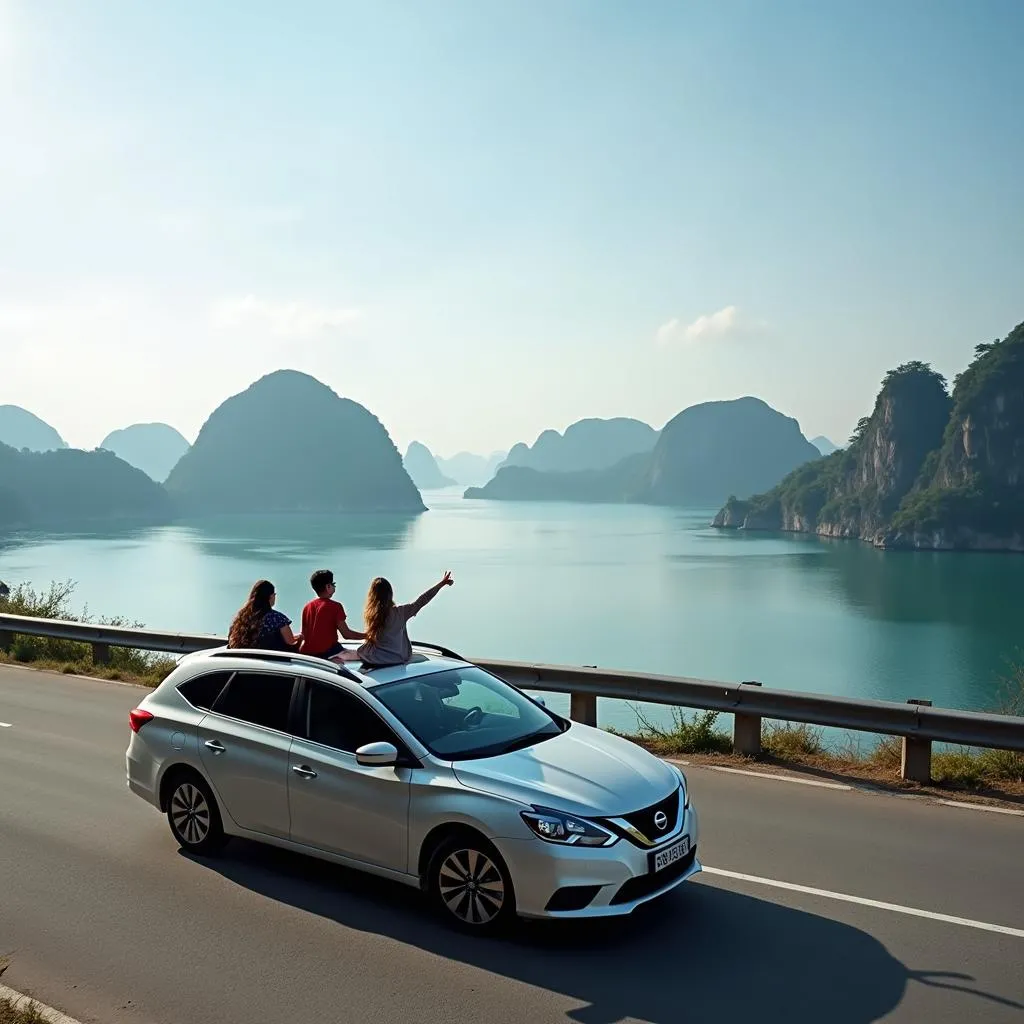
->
[410, 640, 464, 660]
[205, 648, 350, 674]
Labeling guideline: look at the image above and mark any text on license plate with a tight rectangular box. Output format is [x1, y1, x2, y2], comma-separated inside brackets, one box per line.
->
[653, 835, 690, 873]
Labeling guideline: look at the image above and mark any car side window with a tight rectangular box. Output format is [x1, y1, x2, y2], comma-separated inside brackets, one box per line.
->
[178, 671, 232, 711]
[211, 672, 295, 732]
[306, 681, 400, 754]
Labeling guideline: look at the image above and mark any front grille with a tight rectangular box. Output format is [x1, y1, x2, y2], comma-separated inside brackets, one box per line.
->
[610, 845, 697, 905]
[606, 788, 680, 847]
[545, 885, 602, 912]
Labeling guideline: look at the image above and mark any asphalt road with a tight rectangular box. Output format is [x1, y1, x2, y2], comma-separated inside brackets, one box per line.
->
[1, 666, 1022, 1024]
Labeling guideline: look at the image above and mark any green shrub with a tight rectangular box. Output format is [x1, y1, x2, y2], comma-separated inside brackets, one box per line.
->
[0, 580, 176, 686]
[628, 705, 732, 755]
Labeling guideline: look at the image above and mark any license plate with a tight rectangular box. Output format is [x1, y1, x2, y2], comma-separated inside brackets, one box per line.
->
[651, 835, 690, 873]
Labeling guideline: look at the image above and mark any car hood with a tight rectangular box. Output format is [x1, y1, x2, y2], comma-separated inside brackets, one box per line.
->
[451, 723, 677, 817]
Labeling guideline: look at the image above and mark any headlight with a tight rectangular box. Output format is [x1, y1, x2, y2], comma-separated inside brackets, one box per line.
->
[669, 762, 690, 808]
[520, 806, 618, 847]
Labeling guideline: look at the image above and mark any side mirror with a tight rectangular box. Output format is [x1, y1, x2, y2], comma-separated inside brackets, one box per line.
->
[356, 741, 399, 767]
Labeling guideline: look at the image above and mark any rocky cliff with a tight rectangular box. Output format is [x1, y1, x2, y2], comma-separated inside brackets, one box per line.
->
[715, 322, 1024, 550]
[165, 370, 424, 514]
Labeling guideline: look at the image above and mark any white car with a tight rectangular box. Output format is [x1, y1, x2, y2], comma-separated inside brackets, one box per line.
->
[126, 644, 701, 931]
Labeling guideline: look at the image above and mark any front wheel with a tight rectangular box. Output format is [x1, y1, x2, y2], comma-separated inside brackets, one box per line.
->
[428, 834, 515, 933]
[166, 772, 226, 856]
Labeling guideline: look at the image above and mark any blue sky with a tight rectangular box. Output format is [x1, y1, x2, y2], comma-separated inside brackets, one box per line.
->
[1, 0, 1022, 456]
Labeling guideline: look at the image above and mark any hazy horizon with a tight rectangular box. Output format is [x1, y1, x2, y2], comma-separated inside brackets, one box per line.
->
[2, 0, 1021, 456]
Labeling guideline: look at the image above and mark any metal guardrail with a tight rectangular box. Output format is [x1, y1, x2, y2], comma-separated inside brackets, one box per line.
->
[2, 612, 1023, 783]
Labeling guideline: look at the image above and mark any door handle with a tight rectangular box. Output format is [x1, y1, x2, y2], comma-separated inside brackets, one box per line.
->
[204, 739, 226, 754]
[291, 764, 318, 779]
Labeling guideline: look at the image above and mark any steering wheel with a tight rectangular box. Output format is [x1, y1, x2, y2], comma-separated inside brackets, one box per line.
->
[461, 706, 485, 729]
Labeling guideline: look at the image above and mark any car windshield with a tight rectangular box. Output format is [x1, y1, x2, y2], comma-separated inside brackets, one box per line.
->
[372, 666, 564, 760]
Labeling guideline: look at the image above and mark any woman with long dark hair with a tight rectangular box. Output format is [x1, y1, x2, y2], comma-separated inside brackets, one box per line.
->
[338, 571, 453, 667]
[227, 579, 300, 651]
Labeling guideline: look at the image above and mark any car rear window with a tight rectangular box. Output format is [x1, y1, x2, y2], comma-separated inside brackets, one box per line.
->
[177, 671, 232, 710]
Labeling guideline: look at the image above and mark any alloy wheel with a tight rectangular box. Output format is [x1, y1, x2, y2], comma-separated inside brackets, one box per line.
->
[437, 848, 506, 925]
[170, 782, 211, 846]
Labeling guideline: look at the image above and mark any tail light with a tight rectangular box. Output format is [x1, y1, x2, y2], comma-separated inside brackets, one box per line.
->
[129, 709, 154, 733]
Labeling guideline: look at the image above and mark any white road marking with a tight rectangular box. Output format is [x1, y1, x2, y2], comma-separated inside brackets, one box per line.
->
[702, 866, 1024, 938]
[937, 799, 1024, 817]
[706, 765, 851, 790]
[0, 983, 86, 1024]
[0, 721, 12, 728]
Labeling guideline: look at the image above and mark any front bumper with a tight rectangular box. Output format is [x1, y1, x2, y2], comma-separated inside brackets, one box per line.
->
[498, 805, 701, 918]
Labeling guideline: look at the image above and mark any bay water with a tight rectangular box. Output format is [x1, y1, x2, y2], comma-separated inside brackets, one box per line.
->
[1, 490, 1021, 735]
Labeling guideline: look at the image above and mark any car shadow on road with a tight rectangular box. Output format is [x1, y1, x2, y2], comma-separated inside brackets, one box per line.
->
[187, 841, 1021, 1024]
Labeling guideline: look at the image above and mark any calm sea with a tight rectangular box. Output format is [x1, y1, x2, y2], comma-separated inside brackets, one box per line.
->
[1, 490, 1021, 733]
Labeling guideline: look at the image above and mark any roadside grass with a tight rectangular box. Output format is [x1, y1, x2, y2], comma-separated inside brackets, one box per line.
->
[0, 580, 176, 688]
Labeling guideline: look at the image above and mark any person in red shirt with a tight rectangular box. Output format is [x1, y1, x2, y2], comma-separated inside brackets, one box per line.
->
[299, 569, 365, 659]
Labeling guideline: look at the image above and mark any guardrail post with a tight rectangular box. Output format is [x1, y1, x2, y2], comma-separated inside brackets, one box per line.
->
[0, 630, 11, 653]
[91, 642, 111, 666]
[733, 680, 762, 756]
[570, 692, 597, 727]
[901, 699, 932, 783]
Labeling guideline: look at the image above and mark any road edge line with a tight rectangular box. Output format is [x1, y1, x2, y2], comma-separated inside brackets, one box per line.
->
[705, 765, 852, 790]
[0, 983, 87, 1024]
[937, 799, 1024, 817]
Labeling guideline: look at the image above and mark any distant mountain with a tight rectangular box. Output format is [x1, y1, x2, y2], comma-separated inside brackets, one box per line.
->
[466, 398, 820, 507]
[436, 450, 507, 487]
[165, 370, 424, 514]
[501, 417, 658, 473]
[811, 435, 840, 456]
[0, 406, 67, 452]
[465, 455, 649, 504]
[643, 398, 821, 506]
[0, 443, 172, 530]
[403, 442, 456, 489]
[99, 423, 191, 482]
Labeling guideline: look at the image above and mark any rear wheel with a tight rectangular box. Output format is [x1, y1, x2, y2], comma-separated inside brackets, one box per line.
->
[427, 833, 515, 933]
[165, 772, 225, 856]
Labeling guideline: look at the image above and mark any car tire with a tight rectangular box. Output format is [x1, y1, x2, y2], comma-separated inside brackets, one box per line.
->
[427, 832, 516, 934]
[165, 771, 226, 856]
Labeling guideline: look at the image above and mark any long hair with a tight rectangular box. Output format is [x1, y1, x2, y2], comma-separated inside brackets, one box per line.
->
[363, 577, 394, 646]
[228, 580, 275, 648]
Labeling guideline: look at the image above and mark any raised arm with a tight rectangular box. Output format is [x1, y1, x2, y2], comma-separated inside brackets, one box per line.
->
[407, 571, 454, 616]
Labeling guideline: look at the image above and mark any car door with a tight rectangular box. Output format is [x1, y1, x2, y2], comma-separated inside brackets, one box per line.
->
[197, 670, 297, 839]
[287, 679, 412, 873]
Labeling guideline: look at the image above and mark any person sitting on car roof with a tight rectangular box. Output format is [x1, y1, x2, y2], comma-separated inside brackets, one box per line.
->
[227, 579, 300, 651]
[333, 571, 453, 667]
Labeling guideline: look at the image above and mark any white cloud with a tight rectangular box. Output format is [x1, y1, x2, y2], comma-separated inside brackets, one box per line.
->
[210, 295, 363, 337]
[656, 305, 755, 346]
